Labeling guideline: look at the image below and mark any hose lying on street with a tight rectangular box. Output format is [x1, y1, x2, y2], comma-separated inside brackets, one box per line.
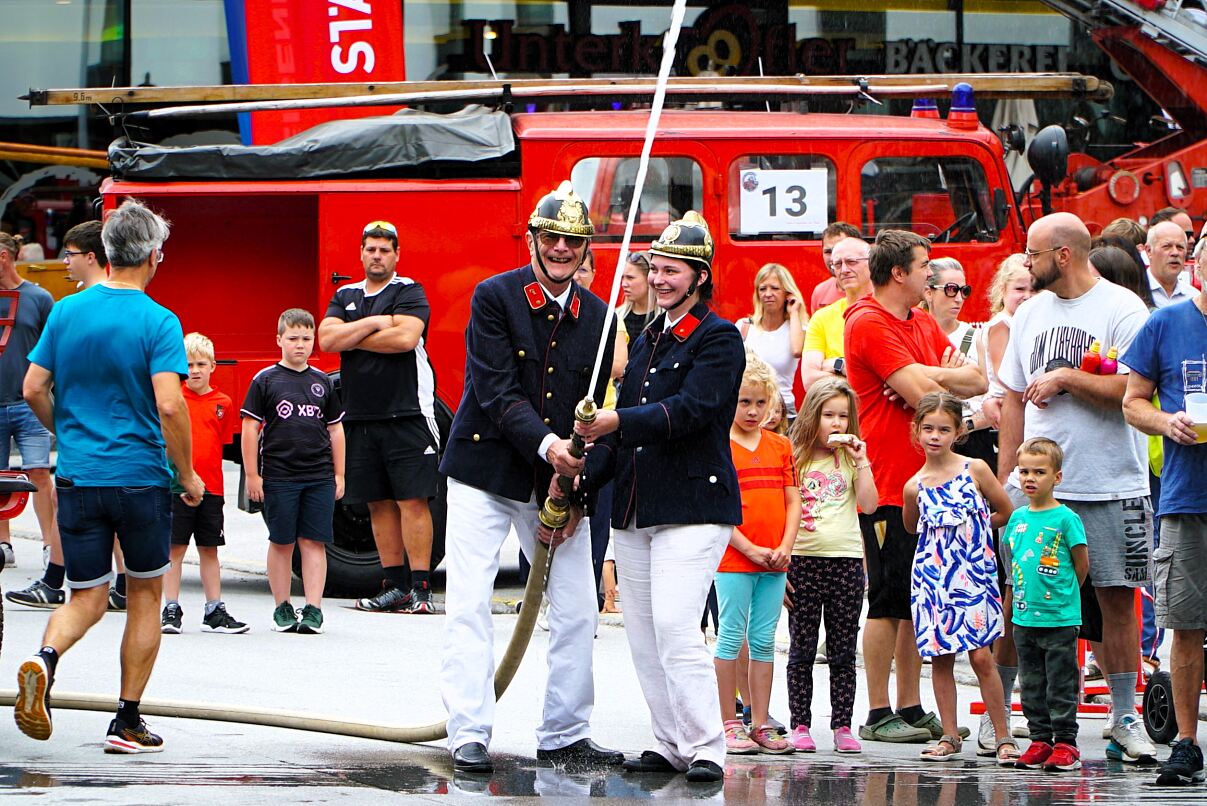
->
[0, 541, 551, 743]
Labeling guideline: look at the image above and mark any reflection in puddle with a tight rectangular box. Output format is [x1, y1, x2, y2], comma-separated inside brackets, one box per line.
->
[0, 755, 1200, 803]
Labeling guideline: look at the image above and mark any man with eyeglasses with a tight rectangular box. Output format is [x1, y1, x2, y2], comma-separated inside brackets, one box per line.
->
[843, 228, 987, 745]
[319, 219, 438, 615]
[438, 181, 619, 773]
[800, 235, 870, 390]
[808, 221, 863, 315]
[998, 211, 1157, 765]
[61, 221, 108, 289]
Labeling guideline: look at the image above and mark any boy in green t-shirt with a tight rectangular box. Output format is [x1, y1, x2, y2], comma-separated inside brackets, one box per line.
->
[1001, 438, 1089, 773]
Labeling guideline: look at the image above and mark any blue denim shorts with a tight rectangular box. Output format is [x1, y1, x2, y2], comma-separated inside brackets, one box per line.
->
[0, 401, 52, 469]
[262, 478, 335, 545]
[55, 478, 172, 589]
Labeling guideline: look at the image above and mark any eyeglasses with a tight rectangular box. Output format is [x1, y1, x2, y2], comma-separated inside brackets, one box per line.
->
[61, 249, 87, 260]
[1023, 245, 1065, 259]
[928, 282, 973, 298]
[536, 230, 587, 249]
[363, 220, 398, 236]
[829, 256, 868, 270]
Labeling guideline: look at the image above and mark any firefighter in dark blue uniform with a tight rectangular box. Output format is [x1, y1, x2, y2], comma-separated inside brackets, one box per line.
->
[574, 211, 745, 783]
[438, 181, 620, 773]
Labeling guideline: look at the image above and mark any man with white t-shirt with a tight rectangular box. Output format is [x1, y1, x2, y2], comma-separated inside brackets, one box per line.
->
[998, 212, 1156, 764]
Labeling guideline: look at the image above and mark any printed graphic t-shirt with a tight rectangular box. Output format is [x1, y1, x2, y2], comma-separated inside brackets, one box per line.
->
[720, 430, 798, 574]
[241, 364, 344, 481]
[794, 451, 862, 558]
[1001, 504, 1087, 628]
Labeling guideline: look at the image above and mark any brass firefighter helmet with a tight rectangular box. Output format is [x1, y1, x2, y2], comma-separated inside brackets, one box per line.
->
[649, 211, 713, 271]
[528, 180, 594, 238]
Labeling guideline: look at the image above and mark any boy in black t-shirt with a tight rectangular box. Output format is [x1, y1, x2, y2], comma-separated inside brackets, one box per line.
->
[241, 309, 345, 634]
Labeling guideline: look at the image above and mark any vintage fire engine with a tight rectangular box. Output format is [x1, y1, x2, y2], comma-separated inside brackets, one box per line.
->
[22, 5, 1207, 594]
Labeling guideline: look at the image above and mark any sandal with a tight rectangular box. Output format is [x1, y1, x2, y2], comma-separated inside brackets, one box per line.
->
[920, 734, 962, 762]
[995, 737, 1021, 767]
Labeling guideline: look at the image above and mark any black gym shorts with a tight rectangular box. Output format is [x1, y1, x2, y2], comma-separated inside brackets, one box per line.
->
[344, 416, 439, 504]
[859, 505, 919, 622]
[170, 493, 226, 547]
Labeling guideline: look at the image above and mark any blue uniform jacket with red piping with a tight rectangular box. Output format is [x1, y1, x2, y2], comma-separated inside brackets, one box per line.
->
[581, 303, 744, 529]
[440, 265, 615, 504]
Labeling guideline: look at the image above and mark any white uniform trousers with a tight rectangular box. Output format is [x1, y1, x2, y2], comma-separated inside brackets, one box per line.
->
[612, 522, 731, 770]
[440, 477, 598, 752]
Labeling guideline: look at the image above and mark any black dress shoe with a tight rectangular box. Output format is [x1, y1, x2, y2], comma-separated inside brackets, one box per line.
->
[452, 742, 493, 773]
[536, 738, 625, 766]
[622, 750, 678, 773]
[685, 760, 723, 783]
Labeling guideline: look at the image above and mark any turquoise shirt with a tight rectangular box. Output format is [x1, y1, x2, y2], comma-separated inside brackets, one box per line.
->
[1001, 504, 1087, 629]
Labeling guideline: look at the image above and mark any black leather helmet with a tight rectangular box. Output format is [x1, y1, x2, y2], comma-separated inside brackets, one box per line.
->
[649, 211, 713, 271]
[528, 181, 594, 238]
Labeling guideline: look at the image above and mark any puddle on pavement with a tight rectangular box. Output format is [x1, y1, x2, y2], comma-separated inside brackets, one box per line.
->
[3, 755, 1205, 803]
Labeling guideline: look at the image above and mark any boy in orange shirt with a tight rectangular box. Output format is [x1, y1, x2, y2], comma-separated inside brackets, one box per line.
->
[161, 333, 248, 634]
[714, 352, 801, 755]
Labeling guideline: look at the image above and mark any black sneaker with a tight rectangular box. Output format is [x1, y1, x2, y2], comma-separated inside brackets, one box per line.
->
[104, 718, 164, 754]
[161, 602, 183, 634]
[14, 655, 53, 740]
[1156, 738, 1206, 786]
[5, 579, 65, 609]
[355, 582, 413, 613]
[201, 603, 250, 634]
[107, 588, 127, 611]
[411, 582, 435, 614]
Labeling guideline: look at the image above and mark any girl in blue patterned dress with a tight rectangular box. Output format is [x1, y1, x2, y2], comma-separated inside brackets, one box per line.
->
[903, 393, 1019, 764]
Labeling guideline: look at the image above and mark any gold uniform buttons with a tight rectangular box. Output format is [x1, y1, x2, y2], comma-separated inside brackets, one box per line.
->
[551, 341, 557, 348]
[517, 350, 526, 358]
[543, 418, 551, 425]
[547, 314, 555, 321]
[546, 392, 553, 399]
[547, 367, 554, 374]
[472, 434, 481, 442]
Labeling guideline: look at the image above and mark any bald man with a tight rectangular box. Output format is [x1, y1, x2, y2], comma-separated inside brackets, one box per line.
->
[1143, 221, 1195, 309]
[998, 212, 1157, 764]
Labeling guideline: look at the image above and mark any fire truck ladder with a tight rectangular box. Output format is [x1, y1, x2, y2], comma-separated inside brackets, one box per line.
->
[1044, 0, 1207, 64]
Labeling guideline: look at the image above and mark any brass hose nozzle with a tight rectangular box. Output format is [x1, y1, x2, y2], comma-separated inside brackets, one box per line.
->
[537, 397, 597, 529]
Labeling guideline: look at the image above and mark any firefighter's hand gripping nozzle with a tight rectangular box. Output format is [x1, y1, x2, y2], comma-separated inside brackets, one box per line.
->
[538, 397, 597, 530]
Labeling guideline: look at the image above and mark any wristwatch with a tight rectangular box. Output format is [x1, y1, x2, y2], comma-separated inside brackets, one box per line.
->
[832, 357, 846, 376]
[964, 417, 976, 433]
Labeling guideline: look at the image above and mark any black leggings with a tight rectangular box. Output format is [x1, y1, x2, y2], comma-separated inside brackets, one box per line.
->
[786, 555, 865, 729]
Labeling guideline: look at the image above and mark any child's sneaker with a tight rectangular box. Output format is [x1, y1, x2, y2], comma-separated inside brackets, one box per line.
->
[750, 724, 794, 755]
[297, 604, 324, 634]
[1044, 743, 1081, 771]
[724, 719, 757, 754]
[790, 725, 816, 752]
[14, 655, 53, 740]
[103, 718, 164, 754]
[1015, 740, 1053, 769]
[201, 603, 250, 634]
[833, 726, 862, 754]
[161, 602, 183, 634]
[107, 588, 127, 611]
[272, 601, 299, 632]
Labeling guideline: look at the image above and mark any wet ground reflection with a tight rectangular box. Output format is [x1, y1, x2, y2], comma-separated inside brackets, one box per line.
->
[4, 754, 1207, 803]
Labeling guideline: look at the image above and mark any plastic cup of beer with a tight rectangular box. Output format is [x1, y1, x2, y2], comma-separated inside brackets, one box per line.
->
[1186, 392, 1207, 444]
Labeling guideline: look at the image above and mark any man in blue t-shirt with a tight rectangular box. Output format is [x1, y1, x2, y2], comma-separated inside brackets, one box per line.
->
[14, 199, 204, 756]
[1122, 264, 1207, 788]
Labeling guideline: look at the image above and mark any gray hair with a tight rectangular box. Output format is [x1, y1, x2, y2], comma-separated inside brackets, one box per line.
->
[103, 199, 170, 269]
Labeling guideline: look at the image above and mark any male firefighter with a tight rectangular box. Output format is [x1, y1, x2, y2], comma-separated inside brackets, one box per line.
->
[438, 181, 620, 773]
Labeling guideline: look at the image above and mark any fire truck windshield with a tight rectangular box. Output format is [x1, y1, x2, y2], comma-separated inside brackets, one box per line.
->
[860, 156, 997, 243]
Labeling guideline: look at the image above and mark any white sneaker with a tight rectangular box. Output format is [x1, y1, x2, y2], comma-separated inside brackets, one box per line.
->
[1010, 716, 1030, 739]
[1102, 708, 1113, 740]
[1108, 713, 1157, 762]
[0, 541, 15, 568]
[976, 713, 996, 757]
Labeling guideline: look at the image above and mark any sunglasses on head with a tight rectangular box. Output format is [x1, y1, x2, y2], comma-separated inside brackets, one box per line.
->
[928, 282, 973, 298]
[363, 220, 398, 236]
[536, 230, 587, 249]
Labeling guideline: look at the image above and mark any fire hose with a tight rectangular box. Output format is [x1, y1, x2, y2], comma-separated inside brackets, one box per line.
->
[0, 0, 690, 744]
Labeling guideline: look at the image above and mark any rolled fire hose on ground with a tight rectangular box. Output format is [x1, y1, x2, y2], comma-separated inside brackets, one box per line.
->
[0, 0, 689, 744]
[0, 541, 551, 743]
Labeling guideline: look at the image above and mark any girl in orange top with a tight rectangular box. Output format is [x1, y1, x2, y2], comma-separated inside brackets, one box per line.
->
[715, 352, 800, 755]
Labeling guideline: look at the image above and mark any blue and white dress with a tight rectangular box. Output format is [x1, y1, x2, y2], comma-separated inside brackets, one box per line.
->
[911, 465, 1003, 657]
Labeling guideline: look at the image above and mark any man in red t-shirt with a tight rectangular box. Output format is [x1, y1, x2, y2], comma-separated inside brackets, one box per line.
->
[843, 230, 987, 743]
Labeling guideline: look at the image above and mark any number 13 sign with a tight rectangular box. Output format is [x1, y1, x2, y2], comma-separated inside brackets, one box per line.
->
[739, 169, 829, 235]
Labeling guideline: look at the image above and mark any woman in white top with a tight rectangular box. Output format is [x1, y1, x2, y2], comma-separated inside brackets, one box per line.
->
[738, 263, 805, 417]
[979, 255, 1033, 429]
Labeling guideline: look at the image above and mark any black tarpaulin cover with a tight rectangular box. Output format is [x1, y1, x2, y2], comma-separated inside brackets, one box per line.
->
[108, 106, 515, 180]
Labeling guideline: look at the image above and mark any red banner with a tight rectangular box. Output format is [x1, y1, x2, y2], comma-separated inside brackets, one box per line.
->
[232, 0, 405, 145]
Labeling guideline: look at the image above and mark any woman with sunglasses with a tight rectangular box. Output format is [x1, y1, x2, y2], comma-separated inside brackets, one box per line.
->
[569, 211, 745, 783]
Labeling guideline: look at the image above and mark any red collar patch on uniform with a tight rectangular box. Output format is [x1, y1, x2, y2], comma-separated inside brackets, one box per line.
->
[524, 281, 547, 311]
[670, 313, 702, 341]
[568, 293, 581, 319]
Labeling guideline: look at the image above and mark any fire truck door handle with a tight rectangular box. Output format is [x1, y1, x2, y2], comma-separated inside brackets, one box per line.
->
[331, 272, 352, 284]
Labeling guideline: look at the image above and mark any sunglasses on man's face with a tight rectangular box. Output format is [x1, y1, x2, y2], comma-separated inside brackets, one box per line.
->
[536, 231, 587, 249]
[928, 282, 973, 298]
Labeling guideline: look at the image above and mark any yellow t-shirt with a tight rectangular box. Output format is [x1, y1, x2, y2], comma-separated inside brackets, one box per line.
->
[803, 297, 850, 360]
[794, 451, 862, 558]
